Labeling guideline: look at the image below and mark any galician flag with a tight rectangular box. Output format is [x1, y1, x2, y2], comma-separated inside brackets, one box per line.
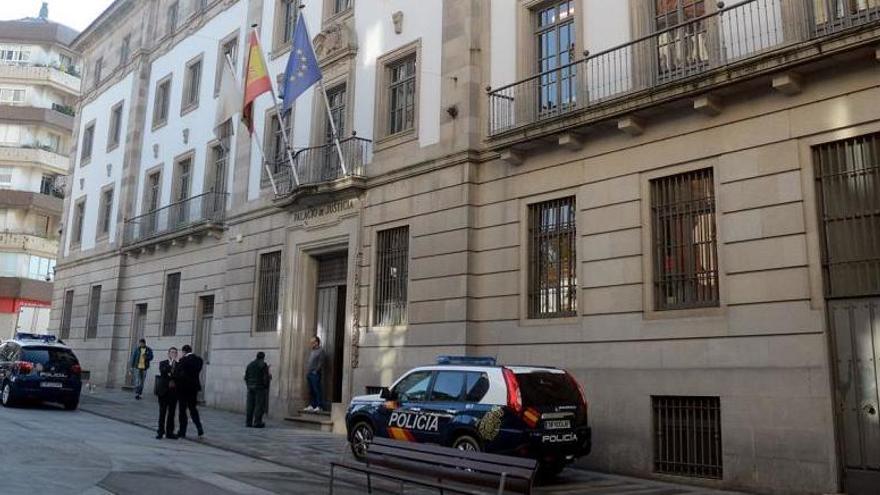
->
[242, 30, 272, 134]
[281, 14, 321, 115]
[214, 55, 243, 139]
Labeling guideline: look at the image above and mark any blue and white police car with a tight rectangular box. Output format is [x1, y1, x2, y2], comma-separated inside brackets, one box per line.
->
[345, 357, 591, 477]
[0, 333, 83, 410]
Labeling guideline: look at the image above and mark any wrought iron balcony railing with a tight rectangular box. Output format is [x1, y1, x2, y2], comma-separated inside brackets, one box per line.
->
[122, 191, 227, 247]
[488, 0, 880, 135]
[270, 137, 371, 197]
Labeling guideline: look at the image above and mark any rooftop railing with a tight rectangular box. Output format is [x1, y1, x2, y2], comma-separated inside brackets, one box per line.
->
[122, 191, 227, 247]
[488, 0, 880, 135]
[271, 136, 371, 197]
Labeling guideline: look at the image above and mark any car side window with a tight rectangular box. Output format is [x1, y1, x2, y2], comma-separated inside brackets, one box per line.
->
[393, 371, 432, 402]
[429, 371, 465, 402]
[0, 344, 8, 362]
[464, 372, 490, 402]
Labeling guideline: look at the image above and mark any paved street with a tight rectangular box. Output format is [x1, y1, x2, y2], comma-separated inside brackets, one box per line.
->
[0, 387, 750, 494]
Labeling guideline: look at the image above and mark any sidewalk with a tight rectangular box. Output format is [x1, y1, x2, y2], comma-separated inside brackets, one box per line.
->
[79, 388, 749, 495]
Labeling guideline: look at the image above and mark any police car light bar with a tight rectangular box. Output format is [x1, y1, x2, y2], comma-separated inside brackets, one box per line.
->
[15, 332, 57, 343]
[436, 356, 497, 366]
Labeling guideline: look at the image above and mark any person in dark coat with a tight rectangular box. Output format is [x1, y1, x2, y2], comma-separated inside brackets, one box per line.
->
[175, 344, 204, 438]
[244, 351, 272, 428]
[155, 347, 179, 439]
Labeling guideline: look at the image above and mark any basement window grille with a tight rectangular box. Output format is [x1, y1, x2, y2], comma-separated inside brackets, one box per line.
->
[373, 226, 409, 326]
[162, 273, 181, 336]
[528, 197, 577, 319]
[652, 395, 723, 479]
[650, 169, 718, 310]
[255, 251, 282, 333]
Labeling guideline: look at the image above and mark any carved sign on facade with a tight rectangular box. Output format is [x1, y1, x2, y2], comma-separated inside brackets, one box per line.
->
[313, 21, 357, 62]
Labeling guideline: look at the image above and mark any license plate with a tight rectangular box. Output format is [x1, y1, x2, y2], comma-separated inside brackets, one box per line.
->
[40, 382, 62, 388]
[544, 419, 571, 430]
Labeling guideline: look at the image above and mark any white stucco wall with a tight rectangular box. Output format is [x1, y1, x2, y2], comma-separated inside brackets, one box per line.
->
[137, 3, 245, 216]
[65, 72, 133, 255]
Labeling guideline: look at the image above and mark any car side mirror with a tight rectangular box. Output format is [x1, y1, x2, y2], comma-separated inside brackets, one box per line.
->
[379, 387, 394, 400]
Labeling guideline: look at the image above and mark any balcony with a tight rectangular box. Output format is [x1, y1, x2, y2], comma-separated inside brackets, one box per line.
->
[487, 0, 880, 142]
[0, 232, 58, 256]
[0, 64, 81, 95]
[0, 190, 63, 215]
[0, 105, 74, 131]
[272, 137, 371, 207]
[0, 145, 70, 173]
[122, 192, 228, 252]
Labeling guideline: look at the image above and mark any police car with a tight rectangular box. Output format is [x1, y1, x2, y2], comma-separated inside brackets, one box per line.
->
[345, 357, 591, 476]
[0, 333, 82, 410]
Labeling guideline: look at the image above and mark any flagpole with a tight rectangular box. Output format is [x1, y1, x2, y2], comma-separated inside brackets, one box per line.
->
[296, 5, 348, 176]
[253, 25, 301, 188]
[221, 53, 279, 195]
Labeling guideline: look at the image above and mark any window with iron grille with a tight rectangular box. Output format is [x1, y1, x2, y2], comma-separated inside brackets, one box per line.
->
[60, 289, 74, 339]
[85, 285, 101, 339]
[263, 113, 291, 187]
[652, 396, 722, 479]
[650, 169, 718, 310]
[814, 132, 880, 298]
[162, 272, 181, 336]
[373, 226, 409, 326]
[387, 55, 416, 136]
[255, 251, 282, 333]
[528, 197, 577, 318]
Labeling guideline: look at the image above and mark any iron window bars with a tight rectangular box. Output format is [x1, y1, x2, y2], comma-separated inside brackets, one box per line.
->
[374, 226, 409, 326]
[528, 197, 577, 319]
[650, 169, 719, 311]
[162, 273, 181, 336]
[653, 395, 723, 479]
[256, 251, 282, 333]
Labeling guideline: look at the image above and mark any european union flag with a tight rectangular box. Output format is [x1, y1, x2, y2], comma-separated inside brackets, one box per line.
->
[281, 14, 321, 115]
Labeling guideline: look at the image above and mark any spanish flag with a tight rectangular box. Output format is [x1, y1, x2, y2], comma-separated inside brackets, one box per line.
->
[242, 30, 272, 134]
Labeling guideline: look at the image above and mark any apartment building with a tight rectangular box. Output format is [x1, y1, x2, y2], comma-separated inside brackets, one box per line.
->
[0, 7, 80, 336]
[53, 0, 880, 493]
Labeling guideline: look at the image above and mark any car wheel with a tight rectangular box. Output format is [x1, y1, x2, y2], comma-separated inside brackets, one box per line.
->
[452, 434, 482, 452]
[1, 383, 15, 407]
[537, 461, 567, 481]
[349, 421, 374, 461]
[63, 399, 79, 411]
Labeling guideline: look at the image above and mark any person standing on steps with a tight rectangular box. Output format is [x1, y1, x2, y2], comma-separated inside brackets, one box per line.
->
[303, 336, 326, 413]
[155, 347, 179, 439]
[130, 339, 153, 400]
[244, 351, 271, 428]
[176, 344, 204, 438]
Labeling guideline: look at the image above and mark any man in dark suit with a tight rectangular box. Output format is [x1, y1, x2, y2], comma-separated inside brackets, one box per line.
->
[155, 347, 179, 439]
[176, 344, 204, 438]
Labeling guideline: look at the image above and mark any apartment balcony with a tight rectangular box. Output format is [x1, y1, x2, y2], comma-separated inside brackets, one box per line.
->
[0, 146, 70, 174]
[0, 64, 81, 96]
[122, 192, 228, 253]
[487, 0, 880, 148]
[272, 137, 371, 207]
[0, 105, 75, 132]
[0, 190, 63, 216]
[0, 232, 58, 256]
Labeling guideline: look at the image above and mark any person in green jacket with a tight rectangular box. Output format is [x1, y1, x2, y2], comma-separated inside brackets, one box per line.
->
[244, 351, 271, 428]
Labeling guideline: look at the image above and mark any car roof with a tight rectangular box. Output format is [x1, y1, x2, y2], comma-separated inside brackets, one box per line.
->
[4, 339, 72, 350]
[406, 364, 563, 373]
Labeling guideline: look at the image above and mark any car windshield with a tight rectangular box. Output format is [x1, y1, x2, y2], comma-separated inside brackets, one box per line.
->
[21, 347, 78, 368]
[516, 371, 580, 407]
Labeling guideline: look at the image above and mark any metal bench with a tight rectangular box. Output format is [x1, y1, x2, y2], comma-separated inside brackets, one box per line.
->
[330, 437, 537, 495]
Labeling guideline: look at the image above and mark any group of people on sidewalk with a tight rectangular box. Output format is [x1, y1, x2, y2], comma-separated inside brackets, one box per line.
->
[131, 335, 327, 438]
[129, 340, 205, 439]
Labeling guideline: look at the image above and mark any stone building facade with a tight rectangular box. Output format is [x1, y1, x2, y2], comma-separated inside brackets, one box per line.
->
[52, 0, 880, 494]
[0, 7, 80, 336]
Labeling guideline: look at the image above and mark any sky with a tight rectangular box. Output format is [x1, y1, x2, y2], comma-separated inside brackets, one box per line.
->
[0, 0, 115, 32]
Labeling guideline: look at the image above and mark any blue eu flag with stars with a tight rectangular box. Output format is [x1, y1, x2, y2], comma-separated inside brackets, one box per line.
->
[281, 14, 321, 115]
